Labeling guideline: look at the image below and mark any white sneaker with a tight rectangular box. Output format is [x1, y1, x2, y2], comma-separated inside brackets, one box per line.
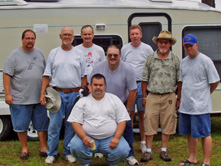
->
[45, 156, 55, 164]
[65, 154, 76, 163]
[94, 153, 104, 158]
[140, 143, 146, 154]
[126, 156, 139, 165]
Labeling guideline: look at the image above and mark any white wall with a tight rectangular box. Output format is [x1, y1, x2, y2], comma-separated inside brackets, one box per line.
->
[215, 0, 221, 10]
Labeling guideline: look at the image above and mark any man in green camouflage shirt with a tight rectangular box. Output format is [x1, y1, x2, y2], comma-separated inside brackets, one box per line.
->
[141, 31, 180, 163]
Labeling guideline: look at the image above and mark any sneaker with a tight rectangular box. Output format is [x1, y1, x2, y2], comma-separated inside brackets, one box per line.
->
[126, 156, 139, 165]
[160, 151, 171, 162]
[94, 153, 104, 158]
[140, 143, 146, 154]
[65, 154, 76, 163]
[81, 164, 90, 166]
[140, 152, 153, 162]
[45, 156, 55, 164]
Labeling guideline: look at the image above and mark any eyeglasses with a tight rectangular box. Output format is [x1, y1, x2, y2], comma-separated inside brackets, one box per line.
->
[107, 54, 119, 58]
[24, 38, 35, 41]
[62, 33, 73, 37]
[158, 41, 170, 45]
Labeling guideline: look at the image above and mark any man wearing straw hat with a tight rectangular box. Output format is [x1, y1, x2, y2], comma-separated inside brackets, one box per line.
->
[3, 29, 48, 160]
[141, 30, 180, 162]
[40, 26, 87, 164]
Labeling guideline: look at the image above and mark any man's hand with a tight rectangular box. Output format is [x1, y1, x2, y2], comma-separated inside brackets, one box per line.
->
[109, 137, 119, 149]
[5, 94, 13, 105]
[40, 93, 46, 106]
[82, 136, 93, 148]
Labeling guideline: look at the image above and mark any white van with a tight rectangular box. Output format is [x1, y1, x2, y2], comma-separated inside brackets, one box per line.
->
[1, 0, 221, 140]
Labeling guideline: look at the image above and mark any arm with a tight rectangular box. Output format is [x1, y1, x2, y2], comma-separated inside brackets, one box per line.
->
[126, 89, 136, 111]
[3, 73, 13, 105]
[40, 76, 50, 106]
[81, 75, 87, 88]
[176, 82, 182, 110]
[141, 81, 148, 107]
[109, 121, 126, 149]
[72, 122, 93, 148]
[210, 80, 220, 94]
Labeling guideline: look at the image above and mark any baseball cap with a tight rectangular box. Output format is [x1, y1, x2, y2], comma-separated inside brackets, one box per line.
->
[183, 34, 198, 45]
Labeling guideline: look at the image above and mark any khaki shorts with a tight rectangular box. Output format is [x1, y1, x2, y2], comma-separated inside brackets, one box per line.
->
[144, 92, 177, 136]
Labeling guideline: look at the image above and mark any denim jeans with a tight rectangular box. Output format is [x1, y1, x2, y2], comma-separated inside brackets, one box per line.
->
[69, 134, 130, 165]
[123, 120, 134, 157]
[47, 91, 78, 156]
[10, 103, 48, 132]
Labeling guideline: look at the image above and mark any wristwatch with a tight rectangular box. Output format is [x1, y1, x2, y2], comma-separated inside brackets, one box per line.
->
[127, 109, 132, 113]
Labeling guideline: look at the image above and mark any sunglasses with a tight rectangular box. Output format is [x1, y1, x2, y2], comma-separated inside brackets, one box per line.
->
[107, 54, 119, 58]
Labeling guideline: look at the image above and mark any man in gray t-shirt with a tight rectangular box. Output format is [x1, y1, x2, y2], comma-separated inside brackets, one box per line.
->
[3, 29, 48, 160]
[90, 45, 139, 165]
[178, 34, 220, 166]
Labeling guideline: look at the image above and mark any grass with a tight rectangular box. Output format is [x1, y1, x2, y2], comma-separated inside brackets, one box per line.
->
[0, 117, 221, 166]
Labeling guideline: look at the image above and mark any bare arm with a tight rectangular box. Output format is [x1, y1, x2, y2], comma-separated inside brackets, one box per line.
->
[81, 75, 87, 88]
[72, 122, 93, 148]
[3, 73, 13, 105]
[210, 80, 220, 94]
[126, 89, 136, 111]
[141, 81, 148, 107]
[176, 82, 182, 110]
[109, 121, 126, 149]
[40, 76, 50, 106]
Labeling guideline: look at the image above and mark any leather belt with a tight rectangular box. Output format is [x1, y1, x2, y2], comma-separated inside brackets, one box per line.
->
[150, 92, 173, 95]
[53, 87, 80, 93]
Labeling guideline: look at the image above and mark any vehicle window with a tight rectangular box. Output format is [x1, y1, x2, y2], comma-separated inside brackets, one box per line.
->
[182, 26, 221, 79]
[72, 35, 123, 55]
[139, 22, 162, 51]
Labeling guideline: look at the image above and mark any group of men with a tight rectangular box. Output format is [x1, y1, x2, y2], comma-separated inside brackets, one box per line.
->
[3, 24, 220, 166]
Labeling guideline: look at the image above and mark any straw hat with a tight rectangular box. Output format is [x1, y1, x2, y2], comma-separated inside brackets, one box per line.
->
[45, 87, 61, 113]
[152, 30, 177, 45]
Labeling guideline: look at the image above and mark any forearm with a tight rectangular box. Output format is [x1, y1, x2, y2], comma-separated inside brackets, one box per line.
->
[41, 76, 50, 94]
[210, 80, 220, 94]
[81, 75, 87, 88]
[3, 73, 11, 95]
[177, 82, 182, 99]
[72, 122, 87, 140]
[141, 81, 148, 97]
[126, 89, 136, 110]
[114, 121, 126, 139]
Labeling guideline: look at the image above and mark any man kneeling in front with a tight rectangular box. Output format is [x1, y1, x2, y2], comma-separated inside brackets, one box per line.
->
[67, 73, 130, 166]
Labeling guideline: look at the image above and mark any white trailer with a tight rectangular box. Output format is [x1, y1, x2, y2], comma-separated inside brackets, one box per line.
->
[1, 0, 221, 140]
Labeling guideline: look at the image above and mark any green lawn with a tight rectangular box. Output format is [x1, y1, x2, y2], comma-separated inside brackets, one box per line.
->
[0, 117, 221, 166]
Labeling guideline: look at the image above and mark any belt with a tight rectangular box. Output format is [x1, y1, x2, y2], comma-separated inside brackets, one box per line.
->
[53, 87, 80, 93]
[150, 92, 173, 95]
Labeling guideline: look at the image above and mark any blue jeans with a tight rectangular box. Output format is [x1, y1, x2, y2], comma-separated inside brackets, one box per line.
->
[123, 120, 134, 157]
[10, 103, 48, 132]
[69, 134, 130, 165]
[47, 91, 78, 156]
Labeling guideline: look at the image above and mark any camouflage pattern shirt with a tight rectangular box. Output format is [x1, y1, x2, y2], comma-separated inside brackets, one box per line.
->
[142, 50, 180, 94]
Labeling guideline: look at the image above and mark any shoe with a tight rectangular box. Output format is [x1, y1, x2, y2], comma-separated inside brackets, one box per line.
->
[94, 153, 104, 158]
[202, 164, 210, 166]
[140, 152, 153, 162]
[20, 152, 29, 160]
[126, 156, 139, 165]
[65, 154, 76, 163]
[140, 143, 146, 154]
[39, 151, 47, 157]
[45, 156, 55, 164]
[81, 164, 90, 166]
[180, 159, 199, 165]
[160, 151, 171, 162]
